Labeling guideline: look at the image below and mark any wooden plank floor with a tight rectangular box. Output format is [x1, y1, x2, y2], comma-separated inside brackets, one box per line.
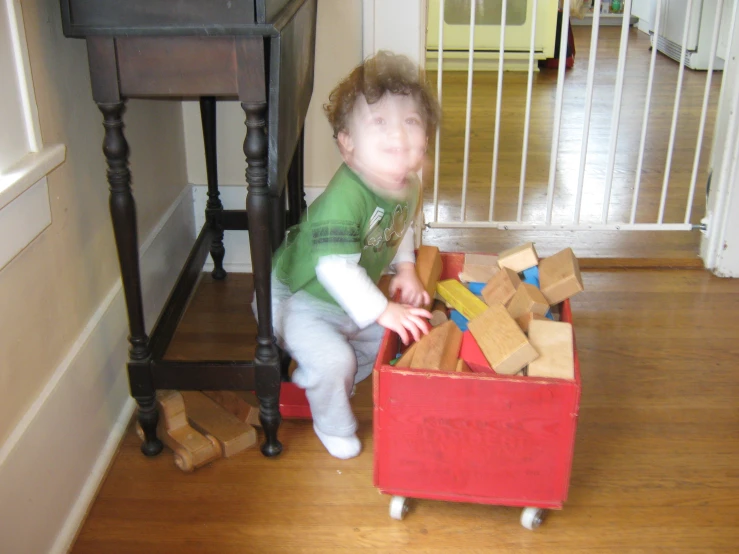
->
[70, 270, 739, 553]
[423, 26, 721, 259]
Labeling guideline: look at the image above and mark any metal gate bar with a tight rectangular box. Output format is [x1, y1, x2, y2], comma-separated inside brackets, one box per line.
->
[427, 0, 736, 232]
[630, 0, 663, 224]
[459, 0, 477, 221]
[658, 0, 695, 224]
[488, 0, 507, 220]
[602, 0, 632, 223]
[545, 0, 571, 225]
[517, 0, 539, 222]
[574, 0, 600, 225]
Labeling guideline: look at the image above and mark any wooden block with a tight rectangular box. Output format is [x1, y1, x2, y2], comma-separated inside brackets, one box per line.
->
[459, 253, 500, 283]
[482, 266, 521, 306]
[497, 242, 539, 272]
[430, 309, 449, 327]
[459, 330, 494, 373]
[539, 247, 584, 305]
[151, 390, 222, 472]
[181, 391, 257, 458]
[378, 274, 393, 300]
[410, 320, 463, 372]
[395, 341, 418, 368]
[203, 390, 261, 428]
[507, 283, 550, 320]
[436, 279, 488, 320]
[515, 311, 547, 333]
[527, 320, 575, 380]
[415, 245, 444, 310]
[468, 304, 539, 375]
[455, 359, 472, 372]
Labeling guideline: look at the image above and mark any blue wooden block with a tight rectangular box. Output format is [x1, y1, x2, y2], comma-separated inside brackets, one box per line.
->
[450, 310, 469, 331]
[546, 310, 554, 320]
[467, 281, 486, 295]
[522, 266, 540, 288]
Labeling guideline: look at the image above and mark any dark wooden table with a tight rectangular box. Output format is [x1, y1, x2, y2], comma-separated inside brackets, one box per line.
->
[60, 0, 317, 457]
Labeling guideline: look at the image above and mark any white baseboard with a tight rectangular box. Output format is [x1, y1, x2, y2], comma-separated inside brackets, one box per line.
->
[0, 184, 196, 554]
[193, 184, 324, 273]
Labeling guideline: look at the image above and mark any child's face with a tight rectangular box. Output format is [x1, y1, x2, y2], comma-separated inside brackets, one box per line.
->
[339, 93, 428, 194]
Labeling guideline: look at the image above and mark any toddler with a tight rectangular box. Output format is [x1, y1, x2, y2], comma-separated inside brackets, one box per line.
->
[261, 51, 441, 459]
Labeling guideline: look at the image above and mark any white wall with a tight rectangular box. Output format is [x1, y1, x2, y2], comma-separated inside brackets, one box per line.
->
[0, 0, 192, 550]
[702, 0, 739, 276]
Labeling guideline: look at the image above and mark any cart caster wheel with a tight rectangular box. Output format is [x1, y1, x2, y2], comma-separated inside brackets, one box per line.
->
[389, 496, 409, 520]
[521, 507, 546, 530]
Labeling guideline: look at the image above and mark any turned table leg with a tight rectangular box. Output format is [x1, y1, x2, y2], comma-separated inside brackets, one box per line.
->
[242, 100, 283, 457]
[200, 96, 227, 280]
[98, 101, 162, 457]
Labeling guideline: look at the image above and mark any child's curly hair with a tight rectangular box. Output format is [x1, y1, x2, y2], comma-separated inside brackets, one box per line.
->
[324, 50, 441, 140]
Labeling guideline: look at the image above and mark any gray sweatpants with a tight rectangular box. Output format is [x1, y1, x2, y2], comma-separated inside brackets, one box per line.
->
[254, 278, 385, 437]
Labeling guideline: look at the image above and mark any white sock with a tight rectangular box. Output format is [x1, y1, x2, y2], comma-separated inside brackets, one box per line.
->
[313, 424, 361, 459]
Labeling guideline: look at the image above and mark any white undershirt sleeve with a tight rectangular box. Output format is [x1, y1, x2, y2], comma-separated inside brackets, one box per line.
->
[389, 224, 416, 270]
[316, 254, 389, 329]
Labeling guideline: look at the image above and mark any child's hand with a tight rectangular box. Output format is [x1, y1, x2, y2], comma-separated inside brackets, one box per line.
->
[377, 302, 431, 345]
[389, 263, 431, 308]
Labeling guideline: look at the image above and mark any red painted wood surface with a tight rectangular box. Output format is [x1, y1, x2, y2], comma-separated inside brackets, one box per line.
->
[279, 382, 311, 418]
[460, 330, 495, 374]
[373, 252, 581, 510]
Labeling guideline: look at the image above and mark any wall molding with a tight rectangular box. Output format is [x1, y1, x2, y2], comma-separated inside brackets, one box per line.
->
[0, 184, 196, 554]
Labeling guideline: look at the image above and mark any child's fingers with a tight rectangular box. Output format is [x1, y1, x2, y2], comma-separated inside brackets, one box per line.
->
[405, 314, 430, 336]
[403, 318, 424, 343]
[421, 290, 431, 307]
[395, 323, 410, 345]
[407, 307, 432, 319]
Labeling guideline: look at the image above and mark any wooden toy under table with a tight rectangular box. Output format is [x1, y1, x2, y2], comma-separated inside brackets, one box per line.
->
[372, 252, 581, 529]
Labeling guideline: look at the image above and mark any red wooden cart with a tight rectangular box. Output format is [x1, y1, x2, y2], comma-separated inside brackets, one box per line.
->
[372, 252, 581, 529]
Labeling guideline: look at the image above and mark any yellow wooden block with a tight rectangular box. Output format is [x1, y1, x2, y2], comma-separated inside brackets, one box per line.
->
[507, 283, 550, 320]
[497, 242, 539, 272]
[468, 304, 539, 375]
[527, 320, 575, 380]
[436, 279, 488, 320]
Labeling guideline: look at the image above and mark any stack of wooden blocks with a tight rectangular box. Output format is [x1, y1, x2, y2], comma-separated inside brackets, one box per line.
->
[392, 243, 584, 380]
[136, 389, 261, 472]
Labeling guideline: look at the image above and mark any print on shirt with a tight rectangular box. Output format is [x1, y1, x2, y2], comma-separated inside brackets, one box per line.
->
[364, 203, 409, 252]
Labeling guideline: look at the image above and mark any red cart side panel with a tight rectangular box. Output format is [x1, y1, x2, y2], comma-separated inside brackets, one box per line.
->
[373, 252, 581, 509]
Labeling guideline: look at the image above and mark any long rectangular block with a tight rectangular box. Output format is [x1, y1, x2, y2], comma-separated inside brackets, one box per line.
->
[203, 390, 261, 427]
[436, 279, 488, 320]
[527, 320, 575, 380]
[416, 245, 443, 310]
[539, 247, 584, 305]
[468, 304, 539, 375]
[181, 391, 257, 458]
